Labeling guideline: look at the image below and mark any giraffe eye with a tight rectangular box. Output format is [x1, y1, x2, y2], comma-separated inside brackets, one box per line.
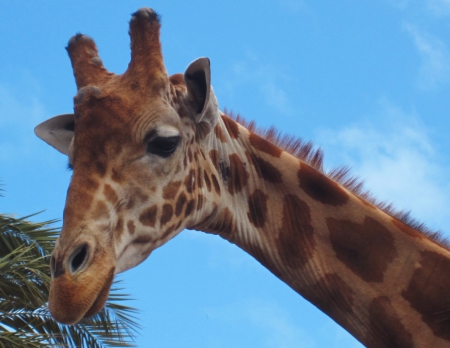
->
[147, 136, 180, 158]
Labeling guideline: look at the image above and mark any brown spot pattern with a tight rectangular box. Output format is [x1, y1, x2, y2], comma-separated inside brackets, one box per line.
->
[278, 194, 315, 269]
[327, 217, 397, 283]
[247, 153, 283, 184]
[133, 235, 153, 244]
[115, 217, 124, 237]
[197, 167, 203, 189]
[160, 204, 174, 226]
[218, 161, 231, 183]
[228, 154, 248, 194]
[298, 164, 349, 206]
[160, 224, 176, 241]
[95, 161, 107, 177]
[214, 124, 227, 142]
[211, 174, 221, 194]
[74, 176, 99, 192]
[91, 201, 109, 219]
[139, 205, 157, 227]
[402, 251, 450, 341]
[111, 168, 124, 183]
[185, 199, 195, 217]
[209, 149, 220, 172]
[163, 181, 182, 200]
[197, 194, 204, 210]
[222, 116, 240, 138]
[365, 296, 413, 347]
[247, 189, 268, 228]
[249, 132, 282, 157]
[126, 189, 149, 209]
[127, 220, 136, 235]
[184, 169, 196, 193]
[175, 192, 187, 217]
[204, 170, 212, 192]
[104, 184, 118, 203]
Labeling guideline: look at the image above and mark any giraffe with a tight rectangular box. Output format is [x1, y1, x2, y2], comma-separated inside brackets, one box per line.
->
[34, 8, 450, 347]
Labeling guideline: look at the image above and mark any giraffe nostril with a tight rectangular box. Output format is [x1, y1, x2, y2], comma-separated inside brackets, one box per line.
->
[69, 243, 89, 274]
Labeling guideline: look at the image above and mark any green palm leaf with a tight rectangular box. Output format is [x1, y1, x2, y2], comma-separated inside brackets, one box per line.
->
[0, 212, 140, 347]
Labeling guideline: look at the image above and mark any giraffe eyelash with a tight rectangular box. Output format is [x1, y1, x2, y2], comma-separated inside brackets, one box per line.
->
[146, 136, 181, 158]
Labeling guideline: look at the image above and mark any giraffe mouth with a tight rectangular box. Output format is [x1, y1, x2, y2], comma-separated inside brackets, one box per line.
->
[83, 267, 115, 319]
[48, 266, 115, 324]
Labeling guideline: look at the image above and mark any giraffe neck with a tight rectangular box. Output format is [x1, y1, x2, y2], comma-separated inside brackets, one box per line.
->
[194, 114, 450, 347]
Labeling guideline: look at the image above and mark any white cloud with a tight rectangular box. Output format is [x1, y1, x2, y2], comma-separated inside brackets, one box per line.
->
[222, 53, 294, 116]
[403, 23, 450, 89]
[389, 0, 450, 16]
[317, 100, 450, 232]
[205, 298, 317, 348]
[426, 0, 450, 16]
[260, 81, 292, 114]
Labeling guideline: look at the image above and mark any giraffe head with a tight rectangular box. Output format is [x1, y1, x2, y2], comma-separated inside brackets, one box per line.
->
[35, 8, 221, 324]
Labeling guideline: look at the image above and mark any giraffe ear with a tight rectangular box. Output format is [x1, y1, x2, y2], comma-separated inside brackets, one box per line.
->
[184, 57, 219, 139]
[34, 114, 75, 156]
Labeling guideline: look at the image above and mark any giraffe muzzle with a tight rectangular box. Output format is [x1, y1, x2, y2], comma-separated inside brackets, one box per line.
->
[48, 238, 116, 324]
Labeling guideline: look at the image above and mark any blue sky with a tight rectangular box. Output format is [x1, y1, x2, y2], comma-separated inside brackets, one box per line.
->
[1, 1, 449, 347]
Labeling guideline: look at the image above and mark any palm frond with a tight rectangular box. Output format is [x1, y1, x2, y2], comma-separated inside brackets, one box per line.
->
[0, 213, 140, 347]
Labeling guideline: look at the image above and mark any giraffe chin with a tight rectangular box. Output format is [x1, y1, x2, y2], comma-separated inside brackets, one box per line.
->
[82, 272, 114, 319]
[48, 267, 115, 325]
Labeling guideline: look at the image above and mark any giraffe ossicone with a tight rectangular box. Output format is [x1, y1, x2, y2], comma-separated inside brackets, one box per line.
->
[35, 7, 450, 347]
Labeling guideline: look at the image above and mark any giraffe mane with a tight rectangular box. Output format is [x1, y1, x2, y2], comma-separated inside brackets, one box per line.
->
[225, 109, 449, 250]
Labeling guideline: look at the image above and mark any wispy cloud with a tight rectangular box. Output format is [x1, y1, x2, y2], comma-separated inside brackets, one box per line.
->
[426, 0, 450, 16]
[389, 0, 450, 16]
[317, 99, 450, 232]
[222, 53, 294, 116]
[403, 23, 450, 89]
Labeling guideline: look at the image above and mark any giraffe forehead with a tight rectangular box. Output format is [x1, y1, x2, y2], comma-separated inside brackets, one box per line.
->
[72, 78, 183, 134]
[71, 103, 186, 173]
